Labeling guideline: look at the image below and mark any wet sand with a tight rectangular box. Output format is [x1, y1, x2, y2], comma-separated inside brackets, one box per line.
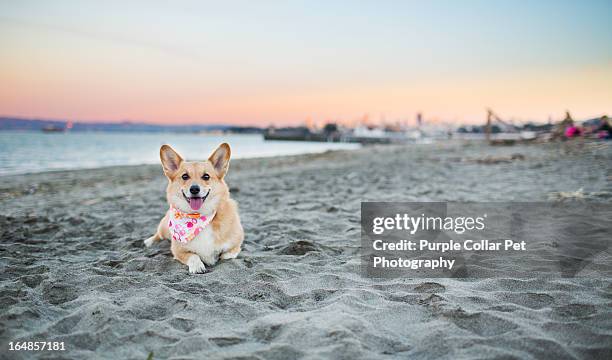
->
[1, 141, 611, 359]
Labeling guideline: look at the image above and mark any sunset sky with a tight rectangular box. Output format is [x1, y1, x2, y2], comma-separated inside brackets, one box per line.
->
[0, 0, 611, 126]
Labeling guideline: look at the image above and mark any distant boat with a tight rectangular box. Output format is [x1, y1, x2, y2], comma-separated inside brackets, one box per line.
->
[42, 125, 65, 133]
[42, 121, 72, 133]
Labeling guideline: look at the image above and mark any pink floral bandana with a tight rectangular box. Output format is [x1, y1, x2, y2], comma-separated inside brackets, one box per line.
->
[169, 206, 215, 243]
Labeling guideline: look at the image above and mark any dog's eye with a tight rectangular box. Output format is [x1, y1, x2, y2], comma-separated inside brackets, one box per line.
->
[181, 173, 190, 180]
[202, 173, 210, 181]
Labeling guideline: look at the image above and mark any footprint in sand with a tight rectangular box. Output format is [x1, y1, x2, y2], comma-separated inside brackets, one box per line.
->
[414, 282, 446, 293]
[277, 240, 319, 255]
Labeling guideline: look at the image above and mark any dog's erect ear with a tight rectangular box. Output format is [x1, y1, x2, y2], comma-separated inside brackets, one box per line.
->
[208, 143, 231, 179]
[160, 144, 183, 178]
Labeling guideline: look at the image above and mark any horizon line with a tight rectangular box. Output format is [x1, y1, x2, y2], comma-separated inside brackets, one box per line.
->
[1, 112, 609, 128]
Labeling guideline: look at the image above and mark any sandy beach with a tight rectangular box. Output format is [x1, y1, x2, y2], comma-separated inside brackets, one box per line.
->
[1, 141, 611, 359]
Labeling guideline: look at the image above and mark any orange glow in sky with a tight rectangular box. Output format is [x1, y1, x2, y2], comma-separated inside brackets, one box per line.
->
[1, 1, 610, 126]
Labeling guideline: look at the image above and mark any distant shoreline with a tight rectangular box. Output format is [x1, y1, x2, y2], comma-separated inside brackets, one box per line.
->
[0, 117, 264, 133]
[0, 129, 262, 135]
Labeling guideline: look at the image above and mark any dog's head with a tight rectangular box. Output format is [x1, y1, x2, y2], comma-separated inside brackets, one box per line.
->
[159, 143, 231, 214]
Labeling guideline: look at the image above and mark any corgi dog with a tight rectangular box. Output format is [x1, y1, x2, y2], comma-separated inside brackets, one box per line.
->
[144, 143, 243, 273]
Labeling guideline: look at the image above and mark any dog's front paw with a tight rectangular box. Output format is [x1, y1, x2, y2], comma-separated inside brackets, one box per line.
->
[221, 246, 241, 260]
[220, 250, 240, 260]
[187, 255, 207, 274]
[143, 236, 156, 248]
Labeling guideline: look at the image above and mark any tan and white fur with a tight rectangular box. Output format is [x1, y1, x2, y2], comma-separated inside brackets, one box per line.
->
[144, 143, 244, 273]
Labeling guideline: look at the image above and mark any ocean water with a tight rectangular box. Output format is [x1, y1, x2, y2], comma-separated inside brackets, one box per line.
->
[0, 132, 360, 176]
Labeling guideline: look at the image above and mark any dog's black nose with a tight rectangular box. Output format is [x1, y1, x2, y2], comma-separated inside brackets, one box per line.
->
[189, 185, 200, 195]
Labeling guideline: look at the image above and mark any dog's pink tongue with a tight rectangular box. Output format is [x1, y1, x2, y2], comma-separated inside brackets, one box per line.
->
[189, 197, 203, 211]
